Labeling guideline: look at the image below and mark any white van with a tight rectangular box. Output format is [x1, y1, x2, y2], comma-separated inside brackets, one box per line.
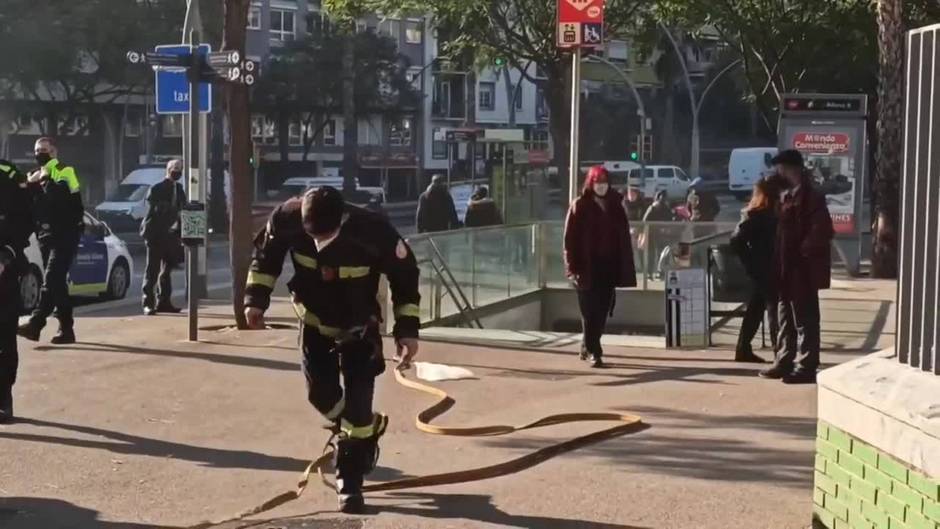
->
[620, 165, 692, 202]
[95, 165, 229, 232]
[729, 147, 778, 200]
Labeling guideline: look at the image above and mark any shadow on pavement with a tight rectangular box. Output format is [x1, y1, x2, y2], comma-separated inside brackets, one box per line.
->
[0, 497, 161, 529]
[33, 341, 300, 372]
[375, 492, 651, 528]
[1, 417, 311, 473]
[480, 405, 815, 488]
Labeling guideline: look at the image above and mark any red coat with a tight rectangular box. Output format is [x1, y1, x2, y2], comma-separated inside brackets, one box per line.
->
[774, 185, 834, 300]
[564, 192, 637, 289]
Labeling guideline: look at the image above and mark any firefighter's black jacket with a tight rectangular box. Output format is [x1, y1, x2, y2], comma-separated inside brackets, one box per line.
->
[245, 198, 421, 340]
[0, 160, 33, 256]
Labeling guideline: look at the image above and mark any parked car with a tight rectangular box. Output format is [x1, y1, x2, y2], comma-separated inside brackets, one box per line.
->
[728, 147, 778, 200]
[19, 212, 134, 313]
[95, 165, 229, 232]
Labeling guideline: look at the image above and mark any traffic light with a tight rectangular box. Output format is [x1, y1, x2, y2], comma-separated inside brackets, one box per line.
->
[494, 57, 506, 67]
[629, 136, 640, 161]
[642, 135, 653, 162]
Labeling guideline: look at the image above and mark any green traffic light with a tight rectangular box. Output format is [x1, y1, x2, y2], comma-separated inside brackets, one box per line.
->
[495, 57, 506, 66]
[630, 152, 639, 161]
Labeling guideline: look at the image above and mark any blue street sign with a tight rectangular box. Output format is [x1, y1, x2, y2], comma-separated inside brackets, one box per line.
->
[155, 44, 212, 114]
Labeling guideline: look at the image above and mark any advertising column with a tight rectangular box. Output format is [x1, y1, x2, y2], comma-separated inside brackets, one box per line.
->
[778, 94, 868, 273]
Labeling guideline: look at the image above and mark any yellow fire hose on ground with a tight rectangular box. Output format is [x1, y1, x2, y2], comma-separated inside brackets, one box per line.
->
[183, 367, 646, 529]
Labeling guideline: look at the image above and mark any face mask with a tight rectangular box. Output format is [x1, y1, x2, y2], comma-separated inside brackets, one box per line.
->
[35, 153, 52, 166]
[593, 183, 609, 197]
[170, 171, 183, 181]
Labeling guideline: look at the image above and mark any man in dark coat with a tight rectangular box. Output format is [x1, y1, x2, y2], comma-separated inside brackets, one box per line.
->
[140, 159, 186, 315]
[760, 150, 834, 384]
[415, 174, 459, 233]
[464, 186, 502, 228]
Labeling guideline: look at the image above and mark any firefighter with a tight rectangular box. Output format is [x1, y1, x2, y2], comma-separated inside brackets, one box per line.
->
[0, 159, 33, 422]
[244, 186, 420, 513]
[18, 137, 85, 345]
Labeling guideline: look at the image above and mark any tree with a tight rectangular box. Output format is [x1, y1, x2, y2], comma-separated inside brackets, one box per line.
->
[252, 29, 417, 169]
[871, 0, 904, 279]
[654, 0, 879, 130]
[0, 1, 182, 163]
[223, 0, 253, 329]
[324, 0, 647, 187]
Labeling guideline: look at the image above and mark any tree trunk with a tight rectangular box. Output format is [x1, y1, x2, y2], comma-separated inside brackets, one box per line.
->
[223, 0, 252, 329]
[872, 0, 904, 279]
[341, 32, 357, 192]
[544, 64, 569, 193]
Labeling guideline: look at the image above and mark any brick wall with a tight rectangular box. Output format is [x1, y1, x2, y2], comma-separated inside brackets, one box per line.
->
[814, 421, 940, 529]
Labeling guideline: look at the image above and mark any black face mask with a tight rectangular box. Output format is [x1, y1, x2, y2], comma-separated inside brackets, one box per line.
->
[169, 171, 183, 181]
[35, 153, 52, 166]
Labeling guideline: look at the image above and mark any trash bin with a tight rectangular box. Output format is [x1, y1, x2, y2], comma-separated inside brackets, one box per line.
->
[709, 244, 751, 303]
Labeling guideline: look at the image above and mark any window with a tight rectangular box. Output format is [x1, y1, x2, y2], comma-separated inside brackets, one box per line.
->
[404, 20, 422, 44]
[390, 119, 412, 147]
[250, 114, 277, 145]
[478, 82, 496, 111]
[323, 119, 336, 146]
[379, 19, 400, 42]
[288, 118, 302, 146]
[124, 112, 142, 138]
[675, 168, 690, 181]
[432, 128, 447, 159]
[270, 9, 295, 42]
[162, 115, 183, 138]
[58, 115, 89, 136]
[247, 6, 261, 29]
[660, 167, 676, 180]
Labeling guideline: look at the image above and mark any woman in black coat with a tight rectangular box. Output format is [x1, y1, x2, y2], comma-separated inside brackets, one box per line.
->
[729, 178, 781, 363]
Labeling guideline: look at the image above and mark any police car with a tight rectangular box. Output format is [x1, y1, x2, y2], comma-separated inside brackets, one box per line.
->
[19, 212, 134, 312]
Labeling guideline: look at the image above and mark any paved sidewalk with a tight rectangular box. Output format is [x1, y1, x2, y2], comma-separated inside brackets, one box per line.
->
[0, 282, 896, 529]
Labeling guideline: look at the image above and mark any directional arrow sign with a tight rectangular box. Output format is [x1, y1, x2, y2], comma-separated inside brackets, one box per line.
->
[154, 44, 212, 114]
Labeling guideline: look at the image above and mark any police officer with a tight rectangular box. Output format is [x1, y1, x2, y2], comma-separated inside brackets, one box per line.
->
[140, 159, 185, 315]
[244, 186, 420, 513]
[18, 137, 85, 345]
[0, 159, 33, 422]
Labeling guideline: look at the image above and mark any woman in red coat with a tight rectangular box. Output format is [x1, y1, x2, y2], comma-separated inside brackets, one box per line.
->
[564, 166, 637, 368]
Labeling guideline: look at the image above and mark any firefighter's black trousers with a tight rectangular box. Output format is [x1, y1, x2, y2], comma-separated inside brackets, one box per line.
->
[301, 324, 385, 431]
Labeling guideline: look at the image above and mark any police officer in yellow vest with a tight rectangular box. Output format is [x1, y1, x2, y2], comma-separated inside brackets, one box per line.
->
[0, 159, 33, 422]
[18, 137, 85, 345]
[245, 186, 420, 514]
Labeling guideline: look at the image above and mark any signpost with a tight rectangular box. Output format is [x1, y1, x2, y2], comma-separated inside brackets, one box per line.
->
[127, 43, 258, 341]
[557, 0, 605, 204]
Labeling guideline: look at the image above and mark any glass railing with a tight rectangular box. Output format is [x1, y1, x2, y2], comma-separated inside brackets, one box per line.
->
[405, 220, 737, 324]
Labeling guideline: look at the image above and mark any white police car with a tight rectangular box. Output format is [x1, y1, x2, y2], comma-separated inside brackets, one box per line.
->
[19, 212, 134, 312]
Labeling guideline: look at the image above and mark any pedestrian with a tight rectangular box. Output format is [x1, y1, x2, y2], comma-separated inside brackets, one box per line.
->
[140, 159, 186, 315]
[686, 179, 721, 222]
[244, 186, 420, 513]
[759, 150, 834, 384]
[0, 159, 33, 423]
[622, 186, 645, 221]
[564, 166, 637, 368]
[642, 190, 674, 279]
[729, 178, 781, 363]
[464, 186, 502, 228]
[415, 174, 459, 233]
[18, 137, 84, 345]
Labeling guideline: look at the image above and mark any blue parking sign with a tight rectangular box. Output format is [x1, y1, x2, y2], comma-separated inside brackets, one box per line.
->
[155, 44, 212, 114]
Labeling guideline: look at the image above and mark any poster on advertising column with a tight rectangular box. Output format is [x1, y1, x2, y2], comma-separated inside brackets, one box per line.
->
[786, 128, 858, 234]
